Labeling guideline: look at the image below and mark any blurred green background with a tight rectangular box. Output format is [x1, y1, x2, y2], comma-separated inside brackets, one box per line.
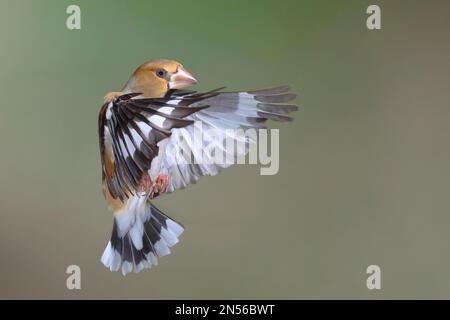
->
[1, 0, 450, 299]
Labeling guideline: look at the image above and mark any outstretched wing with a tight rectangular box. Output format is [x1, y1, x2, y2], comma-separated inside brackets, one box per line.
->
[154, 86, 299, 193]
[98, 91, 218, 201]
[98, 86, 298, 200]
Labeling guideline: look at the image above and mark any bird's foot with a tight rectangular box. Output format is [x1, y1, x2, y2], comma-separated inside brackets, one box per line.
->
[139, 174, 153, 194]
[148, 174, 169, 199]
[103, 91, 124, 104]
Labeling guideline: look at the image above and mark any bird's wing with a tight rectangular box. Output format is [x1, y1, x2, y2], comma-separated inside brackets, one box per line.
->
[98, 91, 219, 201]
[98, 86, 298, 200]
[154, 85, 298, 193]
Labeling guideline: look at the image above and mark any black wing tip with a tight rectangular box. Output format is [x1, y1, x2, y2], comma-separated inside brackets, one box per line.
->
[256, 103, 300, 115]
[254, 93, 297, 103]
[247, 85, 292, 95]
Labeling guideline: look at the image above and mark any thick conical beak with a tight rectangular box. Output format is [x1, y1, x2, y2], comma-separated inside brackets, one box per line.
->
[168, 66, 198, 89]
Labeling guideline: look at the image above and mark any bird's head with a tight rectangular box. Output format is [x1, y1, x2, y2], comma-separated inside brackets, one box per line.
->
[123, 59, 198, 98]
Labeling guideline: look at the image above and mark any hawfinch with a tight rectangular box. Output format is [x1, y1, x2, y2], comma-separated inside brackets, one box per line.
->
[99, 59, 298, 275]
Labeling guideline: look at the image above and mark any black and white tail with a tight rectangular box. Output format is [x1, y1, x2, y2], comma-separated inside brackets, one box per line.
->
[101, 199, 184, 275]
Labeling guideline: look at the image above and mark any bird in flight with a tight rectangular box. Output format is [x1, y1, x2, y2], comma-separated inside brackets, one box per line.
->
[98, 59, 298, 275]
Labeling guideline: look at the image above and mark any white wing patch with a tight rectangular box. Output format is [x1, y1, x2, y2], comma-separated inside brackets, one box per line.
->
[148, 115, 166, 127]
[129, 127, 143, 146]
[158, 106, 175, 115]
[136, 121, 152, 137]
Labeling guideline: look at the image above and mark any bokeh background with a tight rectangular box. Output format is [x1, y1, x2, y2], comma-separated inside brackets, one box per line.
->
[1, 0, 450, 299]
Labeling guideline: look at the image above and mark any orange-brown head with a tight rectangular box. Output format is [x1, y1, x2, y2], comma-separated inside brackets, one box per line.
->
[122, 59, 197, 98]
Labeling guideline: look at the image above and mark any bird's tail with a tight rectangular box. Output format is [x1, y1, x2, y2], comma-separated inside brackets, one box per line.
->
[101, 199, 184, 275]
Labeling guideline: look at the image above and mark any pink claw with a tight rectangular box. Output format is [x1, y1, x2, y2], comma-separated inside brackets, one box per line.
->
[148, 174, 169, 199]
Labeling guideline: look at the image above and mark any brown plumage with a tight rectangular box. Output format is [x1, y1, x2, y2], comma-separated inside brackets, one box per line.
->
[123, 59, 182, 98]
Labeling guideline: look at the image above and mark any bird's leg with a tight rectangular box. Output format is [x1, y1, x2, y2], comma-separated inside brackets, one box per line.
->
[103, 91, 124, 104]
[147, 174, 170, 199]
[139, 174, 153, 194]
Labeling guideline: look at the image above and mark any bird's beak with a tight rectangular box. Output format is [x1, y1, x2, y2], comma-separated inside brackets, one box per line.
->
[169, 66, 198, 89]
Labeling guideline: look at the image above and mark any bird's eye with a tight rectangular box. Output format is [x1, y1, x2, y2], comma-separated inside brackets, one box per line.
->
[156, 69, 166, 78]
